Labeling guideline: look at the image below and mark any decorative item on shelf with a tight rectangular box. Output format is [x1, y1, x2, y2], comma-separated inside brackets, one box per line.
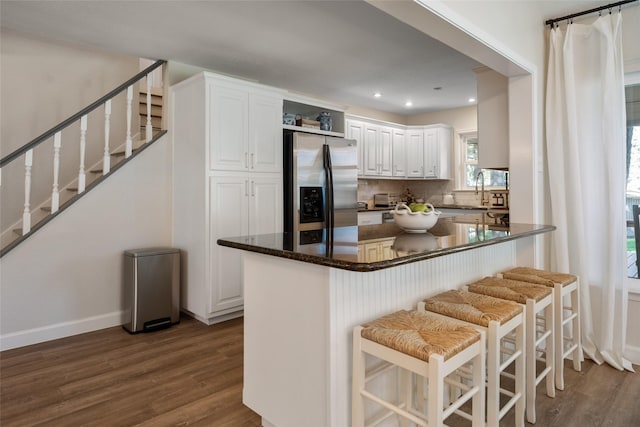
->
[391, 202, 441, 233]
[296, 118, 321, 129]
[283, 113, 296, 126]
[316, 111, 332, 131]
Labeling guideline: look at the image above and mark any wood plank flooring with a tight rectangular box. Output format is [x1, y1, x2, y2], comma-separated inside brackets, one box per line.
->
[1, 315, 639, 426]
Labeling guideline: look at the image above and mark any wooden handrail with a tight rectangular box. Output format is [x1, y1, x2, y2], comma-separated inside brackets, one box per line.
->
[0, 59, 166, 168]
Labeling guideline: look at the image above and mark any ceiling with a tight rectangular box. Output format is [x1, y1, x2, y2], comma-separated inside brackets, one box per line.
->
[0, 0, 609, 116]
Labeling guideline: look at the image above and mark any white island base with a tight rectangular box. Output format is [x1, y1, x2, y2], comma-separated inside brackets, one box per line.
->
[242, 240, 521, 427]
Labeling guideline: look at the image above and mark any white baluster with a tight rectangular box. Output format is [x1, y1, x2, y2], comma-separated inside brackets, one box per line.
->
[78, 115, 87, 193]
[103, 99, 111, 174]
[146, 74, 152, 142]
[22, 149, 33, 235]
[125, 85, 133, 158]
[51, 132, 61, 213]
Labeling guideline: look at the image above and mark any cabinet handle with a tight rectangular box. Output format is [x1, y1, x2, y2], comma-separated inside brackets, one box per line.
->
[250, 153, 255, 169]
[245, 152, 249, 169]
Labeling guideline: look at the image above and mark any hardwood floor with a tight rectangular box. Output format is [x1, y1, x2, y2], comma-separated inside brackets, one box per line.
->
[1, 315, 639, 426]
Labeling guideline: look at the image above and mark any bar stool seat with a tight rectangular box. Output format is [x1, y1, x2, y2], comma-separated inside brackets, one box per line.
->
[499, 267, 582, 390]
[467, 276, 555, 424]
[419, 290, 525, 427]
[352, 309, 486, 427]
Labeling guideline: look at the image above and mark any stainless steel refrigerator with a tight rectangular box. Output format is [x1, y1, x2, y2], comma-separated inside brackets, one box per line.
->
[283, 130, 358, 236]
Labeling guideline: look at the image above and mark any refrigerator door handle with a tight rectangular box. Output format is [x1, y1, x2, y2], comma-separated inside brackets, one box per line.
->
[323, 144, 334, 229]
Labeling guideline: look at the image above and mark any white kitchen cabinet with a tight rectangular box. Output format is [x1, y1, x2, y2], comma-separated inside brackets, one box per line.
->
[406, 129, 424, 178]
[363, 124, 393, 177]
[209, 174, 282, 313]
[171, 71, 284, 324]
[422, 125, 452, 179]
[209, 77, 282, 173]
[358, 239, 395, 262]
[392, 128, 406, 177]
[346, 119, 365, 176]
[474, 66, 509, 170]
[357, 211, 383, 226]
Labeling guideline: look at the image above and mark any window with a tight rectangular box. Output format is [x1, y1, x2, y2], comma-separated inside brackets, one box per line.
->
[459, 132, 508, 189]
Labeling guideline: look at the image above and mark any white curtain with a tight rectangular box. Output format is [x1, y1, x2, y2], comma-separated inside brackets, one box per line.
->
[546, 12, 632, 371]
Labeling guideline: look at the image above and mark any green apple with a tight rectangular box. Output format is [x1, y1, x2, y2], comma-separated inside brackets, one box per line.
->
[409, 203, 429, 213]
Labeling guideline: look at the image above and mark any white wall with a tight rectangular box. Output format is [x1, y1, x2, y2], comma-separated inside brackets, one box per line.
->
[0, 28, 140, 231]
[0, 134, 172, 350]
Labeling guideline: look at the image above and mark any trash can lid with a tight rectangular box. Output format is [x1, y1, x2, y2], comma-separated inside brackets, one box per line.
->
[124, 247, 180, 257]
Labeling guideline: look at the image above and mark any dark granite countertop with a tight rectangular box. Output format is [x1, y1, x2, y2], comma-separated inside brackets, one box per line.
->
[217, 216, 555, 272]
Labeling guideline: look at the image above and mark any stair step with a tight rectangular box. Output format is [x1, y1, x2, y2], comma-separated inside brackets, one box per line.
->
[140, 87, 163, 97]
[139, 93, 163, 106]
[139, 104, 163, 117]
[139, 116, 162, 127]
[13, 228, 22, 236]
[111, 147, 141, 157]
[41, 206, 52, 213]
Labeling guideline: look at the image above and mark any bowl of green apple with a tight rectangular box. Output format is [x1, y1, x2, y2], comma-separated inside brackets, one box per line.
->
[391, 202, 441, 233]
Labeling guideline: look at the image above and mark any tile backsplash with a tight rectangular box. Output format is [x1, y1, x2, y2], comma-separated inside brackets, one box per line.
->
[358, 179, 485, 207]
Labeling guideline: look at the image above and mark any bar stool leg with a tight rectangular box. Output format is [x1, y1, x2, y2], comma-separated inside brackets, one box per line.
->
[399, 368, 412, 427]
[515, 316, 526, 427]
[572, 278, 583, 371]
[472, 344, 486, 427]
[487, 322, 500, 427]
[525, 299, 537, 424]
[545, 301, 556, 398]
[428, 355, 445, 427]
[352, 326, 365, 427]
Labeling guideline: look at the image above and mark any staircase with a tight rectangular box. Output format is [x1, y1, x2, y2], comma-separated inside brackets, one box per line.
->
[0, 60, 167, 256]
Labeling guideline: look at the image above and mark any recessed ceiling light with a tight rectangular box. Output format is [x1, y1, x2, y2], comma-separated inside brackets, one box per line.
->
[433, 87, 443, 91]
[468, 97, 476, 103]
[374, 92, 382, 98]
[405, 101, 413, 107]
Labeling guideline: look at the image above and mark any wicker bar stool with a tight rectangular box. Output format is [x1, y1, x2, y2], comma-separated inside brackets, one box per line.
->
[418, 290, 525, 427]
[466, 276, 554, 424]
[352, 309, 486, 427]
[499, 267, 582, 390]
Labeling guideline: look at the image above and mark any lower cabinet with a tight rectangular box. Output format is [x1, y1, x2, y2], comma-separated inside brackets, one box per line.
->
[358, 239, 395, 262]
[209, 173, 282, 315]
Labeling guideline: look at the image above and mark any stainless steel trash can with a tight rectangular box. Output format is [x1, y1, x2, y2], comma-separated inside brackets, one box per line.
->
[123, 247, 180, 333]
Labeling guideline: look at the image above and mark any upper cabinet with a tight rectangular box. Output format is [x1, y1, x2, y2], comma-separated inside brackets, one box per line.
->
[474, 66, 509, 170]
[209, 77, 284, 173]
[363, 123, 393, 177]
[346, 115, 452, 180]
[346, 119, 365, 176]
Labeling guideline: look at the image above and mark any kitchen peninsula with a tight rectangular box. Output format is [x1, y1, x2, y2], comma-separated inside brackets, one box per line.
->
[217, 217, 554, 427]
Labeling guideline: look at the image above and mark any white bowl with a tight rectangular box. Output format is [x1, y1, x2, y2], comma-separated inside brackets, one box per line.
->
[391, 203, 440, 233]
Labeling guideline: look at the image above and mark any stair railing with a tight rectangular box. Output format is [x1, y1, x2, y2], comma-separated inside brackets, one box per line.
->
[0, 59, 167, 252]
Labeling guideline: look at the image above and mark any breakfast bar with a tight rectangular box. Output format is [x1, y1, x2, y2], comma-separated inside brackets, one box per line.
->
[217, 216, 554, 427]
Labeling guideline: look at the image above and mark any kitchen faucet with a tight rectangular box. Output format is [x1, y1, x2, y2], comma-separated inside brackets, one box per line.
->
[475, 171, 488, 206]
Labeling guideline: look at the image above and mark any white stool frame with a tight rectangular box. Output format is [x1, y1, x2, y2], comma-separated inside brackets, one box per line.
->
[468, 287, 555, 424]
[499, 273, 582, 390]
[418, 302, 526, 427]
[352, 324, 486, 427]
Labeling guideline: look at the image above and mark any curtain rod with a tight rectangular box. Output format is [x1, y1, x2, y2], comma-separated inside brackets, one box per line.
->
[545, 0, 638, 27]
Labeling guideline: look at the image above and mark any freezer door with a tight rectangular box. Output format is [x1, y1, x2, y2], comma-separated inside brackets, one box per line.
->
[326, 137, 358, 228]
[292, 133, 325, 231]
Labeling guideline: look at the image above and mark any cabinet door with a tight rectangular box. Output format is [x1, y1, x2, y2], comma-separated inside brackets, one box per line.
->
[380, 240, 395, 260]
[209, 84, 249, 171]
[423, 128, 439, 178]
[346, 119, 365, 176]
[248, 175, 283, 235]
[249, 93, 283, 173]
[379, 126, 393, 177]
[363, 124, 379, 176]
[363, 242, 381, 262]
[209, 175, 250, 313]
[406, 130, 424, 178]
[436, 126, 452, 180]
[392, 128, 406, 177]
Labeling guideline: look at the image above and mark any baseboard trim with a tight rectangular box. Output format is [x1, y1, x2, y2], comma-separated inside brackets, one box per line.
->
[0, 311, 124, 351]
[624, 344, 640, 365]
